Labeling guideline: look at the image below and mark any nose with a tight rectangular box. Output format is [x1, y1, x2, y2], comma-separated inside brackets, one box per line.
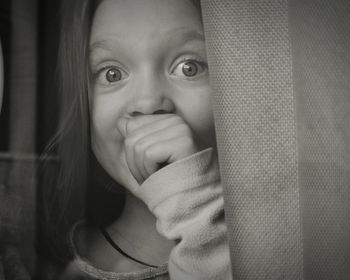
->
[127, 74, 175, 116]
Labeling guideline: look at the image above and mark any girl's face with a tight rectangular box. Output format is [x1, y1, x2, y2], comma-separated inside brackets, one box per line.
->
[90, 0, 216, 189]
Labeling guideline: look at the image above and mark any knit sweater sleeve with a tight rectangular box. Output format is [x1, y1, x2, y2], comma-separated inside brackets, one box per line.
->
[134, 148, 232, 280]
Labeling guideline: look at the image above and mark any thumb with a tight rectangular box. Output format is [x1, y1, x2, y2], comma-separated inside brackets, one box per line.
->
[117, 117, 130, 138]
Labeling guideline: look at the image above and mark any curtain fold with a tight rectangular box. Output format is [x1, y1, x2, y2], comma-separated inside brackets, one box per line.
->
[289, 0, 350, 278]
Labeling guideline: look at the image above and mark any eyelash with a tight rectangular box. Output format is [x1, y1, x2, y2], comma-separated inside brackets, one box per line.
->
[92, 65, 122, 79]
[171, 57, 208, 79]
[173, 57, 207, 69]
[92, 57, 208, 85]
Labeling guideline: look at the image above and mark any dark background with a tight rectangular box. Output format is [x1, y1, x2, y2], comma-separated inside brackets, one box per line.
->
[0, 0, 61, 154]
[0, 1, 62, 277]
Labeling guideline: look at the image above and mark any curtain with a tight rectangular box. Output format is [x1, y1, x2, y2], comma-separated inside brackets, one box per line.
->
[0, 0, 349, 279]
[201, 0, 350, 279]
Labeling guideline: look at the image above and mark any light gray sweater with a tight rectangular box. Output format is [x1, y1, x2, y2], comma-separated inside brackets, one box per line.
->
[63, 148, 231, 280]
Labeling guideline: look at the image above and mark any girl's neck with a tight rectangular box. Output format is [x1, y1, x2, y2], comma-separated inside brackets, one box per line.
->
[107, 190, 174, 265]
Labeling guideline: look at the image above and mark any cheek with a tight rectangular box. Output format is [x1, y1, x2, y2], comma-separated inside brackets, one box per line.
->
[90, 95, 126, 180]
[190, 101, 214, 132]
[90, 95, 123, 143]
[91, 107, 113, 141]
[177, 87, 216, 147]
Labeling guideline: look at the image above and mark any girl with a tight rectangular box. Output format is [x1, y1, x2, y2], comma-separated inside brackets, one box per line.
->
[40, 0, 231, 279]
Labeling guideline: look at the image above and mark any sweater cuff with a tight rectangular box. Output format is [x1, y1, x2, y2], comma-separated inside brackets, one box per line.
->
[134, 148, 220, 210]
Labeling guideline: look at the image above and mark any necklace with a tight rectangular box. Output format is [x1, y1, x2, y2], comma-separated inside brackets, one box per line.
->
[99, 227, 158, 268]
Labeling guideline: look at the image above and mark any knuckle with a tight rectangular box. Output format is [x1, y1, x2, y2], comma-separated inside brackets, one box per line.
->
[176, 123, 191, 135]
[181, 135, 195, 147]
[124, 138, 132, 148]
[144, 149, 153, 161]
[124, 136, 136, 148]
[134, 140, 146, 153]
[144, 147, 158, 162]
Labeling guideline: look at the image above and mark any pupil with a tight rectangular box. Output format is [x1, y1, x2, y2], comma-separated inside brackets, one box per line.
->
[182, 62, 198, 77]
[106, 68, 121, 82]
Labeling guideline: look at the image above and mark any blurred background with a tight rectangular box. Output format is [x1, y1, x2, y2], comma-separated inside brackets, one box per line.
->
[0, 0, 60, 154]
[0, 0, 61, 278]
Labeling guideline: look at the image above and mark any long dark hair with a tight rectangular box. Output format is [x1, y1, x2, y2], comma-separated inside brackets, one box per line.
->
[38, 0, 202, 263]
[38, 0, 124, 263]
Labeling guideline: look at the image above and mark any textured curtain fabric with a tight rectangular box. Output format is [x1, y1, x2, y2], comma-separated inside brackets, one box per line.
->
[201, 1, 303, 279]
[290, 1, 350, 278]
[201, 0, 350, 279]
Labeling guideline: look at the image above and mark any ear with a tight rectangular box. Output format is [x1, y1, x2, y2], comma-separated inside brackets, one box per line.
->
[0, 40, 3, 113]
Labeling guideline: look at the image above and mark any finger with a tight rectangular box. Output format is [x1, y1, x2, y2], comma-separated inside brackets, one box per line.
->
[132, 123, 193, 178]
[131, 138, 151, 180]
[125, 149, 144, 184]
[123, 116, 184, 182]
[127, 114, 183, 139]
[117, 117, 131, 138]
[142, 136, 198, 177]
[124, 124, 187, 183]
[124, 136, 145, 184]
[123, 115, 197, 183]
[123, 114, 173, 136]
[124, 115, 183, 155]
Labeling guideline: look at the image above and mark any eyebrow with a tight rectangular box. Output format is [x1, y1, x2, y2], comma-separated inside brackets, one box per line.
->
[89, 28, 205, 54]
[165, 27, 205, 45]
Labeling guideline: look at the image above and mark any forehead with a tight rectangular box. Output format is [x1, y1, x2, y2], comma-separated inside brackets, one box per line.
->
[90, 0, 203, 46]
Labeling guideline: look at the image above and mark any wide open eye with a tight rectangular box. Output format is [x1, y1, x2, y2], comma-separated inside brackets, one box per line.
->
[105, 68, 122, 82]
[171, 59, 207, 79]
[94, 65, 128, 86]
